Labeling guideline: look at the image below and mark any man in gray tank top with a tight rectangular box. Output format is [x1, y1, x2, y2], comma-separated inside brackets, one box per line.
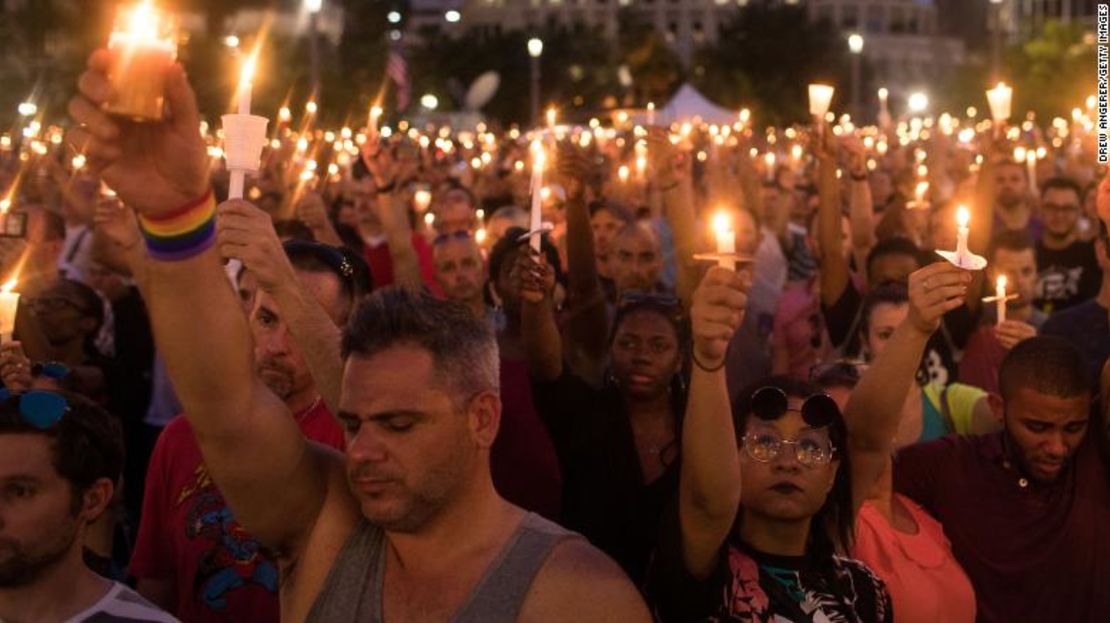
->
[65, 54, 652, 617]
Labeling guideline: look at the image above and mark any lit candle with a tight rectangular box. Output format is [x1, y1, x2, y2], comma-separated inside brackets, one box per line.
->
[414, 189, 432, 213]
[1025, 150, 1038, 194]
[764, 152, 776, 183]
[618, 165, 630, 184]
[105, 1, 178, 122]
[636, 154, 647, 180]
[995, 275, 1008, 324]
[368, 105, 383, 136]
[712, 212, 735, 271]
[808, 84, 835, 119]
[914, 181, 929, 206]
[236, 56, 254, 115]
[647, 101, 656, 126]
[475, 227, 487, 245]
[0, 278, 19, 343]
[956, 205, 971, 258]
[986, 82, 1013, 123]
[530, 141, 545, 253]
[546, 107, 557, 131]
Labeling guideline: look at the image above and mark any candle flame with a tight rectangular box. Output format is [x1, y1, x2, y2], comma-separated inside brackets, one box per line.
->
[546, 107, 556, 127]
[915, 181, 929, 200]
[618, 165, 629, 182]
[0, 278, 15, 294]
[712, 212, 732, 235]
[475, 228, 487, 244]
[957, 206, 970, 228]
[996, 275, 1007, 291]
[1025, 150, 1037, 164]
[240, 55, 256, 86]
[128, 1, 157, 37]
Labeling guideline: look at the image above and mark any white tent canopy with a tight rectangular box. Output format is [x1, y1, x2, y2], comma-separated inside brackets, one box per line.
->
[658, 84, 737, 125]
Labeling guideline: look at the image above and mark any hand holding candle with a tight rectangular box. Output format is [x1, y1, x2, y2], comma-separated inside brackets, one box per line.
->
[222, 52, 269, 201]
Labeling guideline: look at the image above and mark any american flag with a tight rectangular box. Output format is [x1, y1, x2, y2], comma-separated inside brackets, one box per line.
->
[386, 48, 410, 111]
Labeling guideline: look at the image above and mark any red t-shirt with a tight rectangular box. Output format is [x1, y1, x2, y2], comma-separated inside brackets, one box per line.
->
[895, 431, 1110, 623]
[362, 233, 442, 296]
[130, 400, 345, 623]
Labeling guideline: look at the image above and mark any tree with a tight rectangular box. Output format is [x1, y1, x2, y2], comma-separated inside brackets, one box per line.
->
[693, 4, 844, 126]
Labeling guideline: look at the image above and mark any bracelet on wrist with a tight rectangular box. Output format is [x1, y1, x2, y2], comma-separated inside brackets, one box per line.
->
[137, 190, 217, 262]
[692, 350, 726, 373]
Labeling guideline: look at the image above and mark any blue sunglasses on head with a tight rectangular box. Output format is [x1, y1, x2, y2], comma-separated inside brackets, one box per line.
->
[0, 388, 70, 430]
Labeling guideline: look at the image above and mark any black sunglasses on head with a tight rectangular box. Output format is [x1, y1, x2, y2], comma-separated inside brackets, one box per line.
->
[750, 386, 840, 429]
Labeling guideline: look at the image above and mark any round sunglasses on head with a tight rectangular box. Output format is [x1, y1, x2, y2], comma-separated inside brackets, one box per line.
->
[750, 386, 841, 429]
[0, 388, 70, 430]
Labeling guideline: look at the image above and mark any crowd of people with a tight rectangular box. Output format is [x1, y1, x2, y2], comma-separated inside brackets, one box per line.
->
[0, 45, 1108, 623]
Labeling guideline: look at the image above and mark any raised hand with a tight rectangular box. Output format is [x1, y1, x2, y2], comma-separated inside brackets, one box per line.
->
[295, 191, 331, 232]
[906, 262, 971, 335]
[689, 267, 752, 369]
[0, 341, 32, 393]
[995, 319, 1037, 350]
[216, 200, 292, 292]
[512, 248, 554, 305]
[93, 194, 140, 250]
[66, 50, 208, 217]
[555, 143, 592, 200]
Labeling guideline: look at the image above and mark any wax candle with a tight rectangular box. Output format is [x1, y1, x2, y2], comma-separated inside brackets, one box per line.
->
[105, 2, 178, 122]
[808, 84, 835, 118]
[995, 275, 1008, 324]
[986, 82, 1013, 122]
[956, 205, 970, 258]
[369, 105, 383, 136]
[0, 279, 19, 343]
[1026, 151, 1038, 194]
[764, 152, 776, 183]
[914, 181, 929, 205]
[618, 165, 630, 184]
[413, 189, 432, 213]
[647, 102, 656, 126]
[530, 142, 545, 253]
[712, 212, 735, 270]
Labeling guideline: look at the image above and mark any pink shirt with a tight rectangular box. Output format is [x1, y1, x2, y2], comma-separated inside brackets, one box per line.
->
[853, 495, 976, 623]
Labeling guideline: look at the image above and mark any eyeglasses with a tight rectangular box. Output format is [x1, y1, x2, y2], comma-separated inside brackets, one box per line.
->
[0, 389, 70, 430]
[750, 386, 841, 429]
[741, 431, 836, 468]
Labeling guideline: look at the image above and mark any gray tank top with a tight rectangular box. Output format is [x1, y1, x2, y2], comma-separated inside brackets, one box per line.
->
[305, 513, 577, 622]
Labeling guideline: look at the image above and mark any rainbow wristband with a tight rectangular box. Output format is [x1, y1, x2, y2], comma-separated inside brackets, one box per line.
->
[138, 190, 217, 262]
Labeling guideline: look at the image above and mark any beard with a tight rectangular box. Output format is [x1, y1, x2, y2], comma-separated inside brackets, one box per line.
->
[998, 189, 1023, 209]
[0, 518, 79, 587]
[257, 356, 299, 400]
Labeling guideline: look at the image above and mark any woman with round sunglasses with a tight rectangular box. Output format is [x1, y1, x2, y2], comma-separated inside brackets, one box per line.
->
[650, 266, 892, 622]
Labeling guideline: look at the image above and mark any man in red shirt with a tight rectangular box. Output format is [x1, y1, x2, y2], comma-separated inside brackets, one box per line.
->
[131, 236, 362, 622]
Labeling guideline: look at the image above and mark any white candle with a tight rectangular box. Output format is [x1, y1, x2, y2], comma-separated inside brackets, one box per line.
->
[995, 275, 1008, 324]
[712, 212, 735, 270]
[618, 165, 629, 185]
[530, 141, 545, 253]
[0, 279, 19, 343]
[236, 57, 254, 115]
[647, 102, 655, 126]
[986, 82, 1013, 122]
[808, 84, 835, 118]
[764, 152, 776, 183]
[413, 189, 432, 213]
[1026, 151, 1038, 194]
[368, 105, 382, 136]
[956, 206, 971, 259]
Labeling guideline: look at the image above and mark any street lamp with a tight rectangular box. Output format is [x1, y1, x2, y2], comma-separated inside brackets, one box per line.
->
[305, 0, 323, 98]
[527, 38, 544, 126]
[847, 33, 864, 120]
